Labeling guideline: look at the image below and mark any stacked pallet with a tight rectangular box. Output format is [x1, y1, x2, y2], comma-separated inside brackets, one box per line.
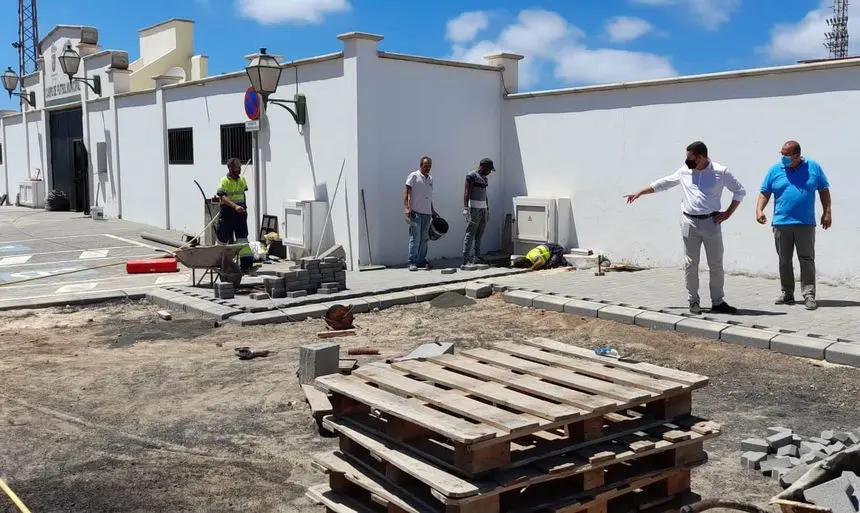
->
[306, 337, 720, 513]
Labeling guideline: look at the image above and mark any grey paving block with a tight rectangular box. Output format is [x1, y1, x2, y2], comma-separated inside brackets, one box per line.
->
[282, 304, 330, 321]
[824, 342, 860, 368]
[597, 305, 642, 325]
[442, 283, 467, 295]
[504, 290, 542, 308]
[299, 342, 340, 385]
[343, 298, 372, 314]
[826, 442, 847, 454]
[720, 326, 776, 349]
[675, 318, 728, 340]
[760, 456, 793, 474]
[146, 289, 175, 307]
[767, 431, 794, 450]
[741, 438, 769, 453]
[375, 291, 417, 309]
[440, 268, 457, 275]
[563, 299, 605, 317]
[634, 311, 683, 331]
[741, 451, 768, 470]
[771, 334, 833, 360]
[800, 441, 827, 455]
[287, 290, 307, 298]
[532, 295, 571, 313]
[409, 286, 448, 302]
[465, 282, 493, 299]
[803, 475, 857, 513]
[782, 465, 812, 487]
[492, 285, 508, 293]
[249, 292, 269, 300]
[777, 445, 799, 457]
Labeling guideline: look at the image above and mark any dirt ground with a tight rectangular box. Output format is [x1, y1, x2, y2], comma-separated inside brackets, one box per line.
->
[0, 296, 858, 513]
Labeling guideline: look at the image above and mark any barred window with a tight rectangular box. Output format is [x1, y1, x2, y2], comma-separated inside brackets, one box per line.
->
[167, 128, 194, 165]
[219, 123, 253, 165]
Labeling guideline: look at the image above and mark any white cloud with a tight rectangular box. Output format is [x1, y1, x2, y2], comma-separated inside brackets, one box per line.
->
[630, 0, 740, 30]
[446, 11, 490, 43]
[448, 9, 677, 88]
[605, 16, 654, 42]
[762, 0, 860, 62]
[235, 0, 350, 25]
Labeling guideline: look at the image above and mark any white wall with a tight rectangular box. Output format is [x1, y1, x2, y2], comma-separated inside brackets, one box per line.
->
[116, 91, 164, 227]
[86, 98, 119, 217]
[367, 56, 503, 266]
[2, 116, 26, 199]
[25, 111, 44, 180]
[505, 64, 860, 284]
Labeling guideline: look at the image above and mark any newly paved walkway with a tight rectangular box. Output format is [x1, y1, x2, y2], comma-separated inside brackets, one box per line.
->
[488, 268, 860, 342]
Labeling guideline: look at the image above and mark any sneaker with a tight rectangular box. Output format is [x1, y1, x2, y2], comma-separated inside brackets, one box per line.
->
[422, 263, 432, 270]
[711, 302, 738, 314]
[775, 294, 795, 305]
[408, 264, 418, 272]
[689, 302, 702, 315]
[804, 297, 817, 310]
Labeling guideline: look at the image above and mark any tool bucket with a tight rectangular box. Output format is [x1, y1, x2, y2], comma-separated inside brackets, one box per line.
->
[429, 216, 449, 241]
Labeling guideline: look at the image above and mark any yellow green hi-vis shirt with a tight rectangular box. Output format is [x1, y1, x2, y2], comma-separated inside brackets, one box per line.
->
[217, 175, 248, 204]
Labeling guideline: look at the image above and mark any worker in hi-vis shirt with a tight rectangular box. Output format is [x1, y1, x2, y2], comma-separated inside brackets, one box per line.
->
[511, 243, 570, 271]
[215, 158, 254, 270]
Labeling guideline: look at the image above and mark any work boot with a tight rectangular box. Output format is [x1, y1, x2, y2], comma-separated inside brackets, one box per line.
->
[711, 302, 738, 314]
[804, 296, 817, 310]
[689, 302, 702, 315]
[775, 294, 795, 305]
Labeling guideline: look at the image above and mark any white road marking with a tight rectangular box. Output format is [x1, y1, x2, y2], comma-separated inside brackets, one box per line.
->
[0, 253, 155, 269]
[0, 255, 33, 266]
[0, 273, 192, 291]
[55, 283, 99, 294]
[102, 234, 160, 250]
[0, 284, 162, 304]
[0, 246, 140, 257]
[80, 249, 110, 259]
[155, 275, 190, 285]
[0, 234, 104, 244]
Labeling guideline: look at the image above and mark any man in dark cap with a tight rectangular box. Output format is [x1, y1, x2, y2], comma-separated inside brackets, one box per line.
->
[461, 157, 494, 267]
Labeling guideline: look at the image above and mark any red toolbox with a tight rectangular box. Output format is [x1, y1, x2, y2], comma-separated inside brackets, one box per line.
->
[126, 257, 179, 274]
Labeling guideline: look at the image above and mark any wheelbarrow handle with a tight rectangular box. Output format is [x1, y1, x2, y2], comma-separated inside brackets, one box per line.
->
[680, 499, 772, 513]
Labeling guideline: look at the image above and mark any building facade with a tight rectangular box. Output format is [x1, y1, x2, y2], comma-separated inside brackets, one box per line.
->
[1, 19, 858, 285]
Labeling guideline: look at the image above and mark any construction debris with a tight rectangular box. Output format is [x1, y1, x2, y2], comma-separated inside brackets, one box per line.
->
[234, 347, 271, 360]
[338, 359, 357, 374]
[346, 347, 379, 356]
[316, 329, 357, 339]
[390, 341, 454, 362]
[157, 310, 172, 320]
[305, 337, 719, 513]
[428, 291, 476, 309]
[299, 342, 340, 385]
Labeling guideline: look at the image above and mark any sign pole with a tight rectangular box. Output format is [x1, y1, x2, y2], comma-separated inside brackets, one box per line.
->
[244, 86, 262, 242]
[252, 130, 260, 242]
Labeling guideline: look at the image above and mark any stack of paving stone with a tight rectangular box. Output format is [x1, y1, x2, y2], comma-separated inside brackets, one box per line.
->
[305, 337, 722, 513]
[214, 282, 234, 299]
[740, 427, 860, 488]
[269, 256, 348, 298]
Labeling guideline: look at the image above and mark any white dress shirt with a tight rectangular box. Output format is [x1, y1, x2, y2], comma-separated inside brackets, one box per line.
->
[650, 161, 746, 215]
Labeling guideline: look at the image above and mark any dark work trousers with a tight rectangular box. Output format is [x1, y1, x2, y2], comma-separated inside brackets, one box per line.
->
[773, 225, 816, 299]
[217, 204, 249, 243]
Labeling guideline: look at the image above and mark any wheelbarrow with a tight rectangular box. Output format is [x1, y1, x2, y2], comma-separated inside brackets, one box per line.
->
[173, 243, 246, 287]
[682, 445, 860, 513]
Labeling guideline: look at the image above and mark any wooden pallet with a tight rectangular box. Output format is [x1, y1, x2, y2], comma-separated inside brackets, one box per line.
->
[315, 338, 709, 475]
[316, 416, 717, 513]
[309, 446, 700, 513]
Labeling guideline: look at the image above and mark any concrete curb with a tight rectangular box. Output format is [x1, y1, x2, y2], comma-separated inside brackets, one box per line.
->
[499, 288, 859, 369]
[0, 291, 148, 311]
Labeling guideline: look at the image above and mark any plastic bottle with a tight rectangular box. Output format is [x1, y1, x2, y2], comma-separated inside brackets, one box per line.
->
[594, 346, 620, 359]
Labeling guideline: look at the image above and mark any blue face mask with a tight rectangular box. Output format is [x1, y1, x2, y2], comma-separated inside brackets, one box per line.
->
[781, 155, 794, 166]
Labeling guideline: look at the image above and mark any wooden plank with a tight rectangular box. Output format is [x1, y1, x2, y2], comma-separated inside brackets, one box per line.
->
[323, 416, 488, 498]
[392, 360, 586, 422]
[353, 364, 539, 434]
[306, 485, 376, 513]
[523, 338, 709, 387]
[493, 343, 683, 394]
[428, 354, 618, 412]
[318, 329, 358, 339]
[461, 348, 652, 402]
[316, 374, 499, 444]
[314, 451, 431, 513]
[302, 384, 333, 417]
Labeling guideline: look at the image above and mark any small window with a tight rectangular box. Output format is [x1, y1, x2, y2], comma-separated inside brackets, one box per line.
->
[219, 123, 252, 165]
[168, 127, 194, 165]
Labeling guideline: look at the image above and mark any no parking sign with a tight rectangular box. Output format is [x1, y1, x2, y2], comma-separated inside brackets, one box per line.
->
[244, 87, 260, 120]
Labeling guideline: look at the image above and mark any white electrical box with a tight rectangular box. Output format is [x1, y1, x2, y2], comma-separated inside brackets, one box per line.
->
[18, 179, 46, 208]
[512, 196, 572, 248]
[283, 199, 330, 254]
[203, 199, 220, 245]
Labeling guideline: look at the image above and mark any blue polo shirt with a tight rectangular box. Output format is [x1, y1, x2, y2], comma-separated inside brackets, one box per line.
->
[760, 158, 830, 226]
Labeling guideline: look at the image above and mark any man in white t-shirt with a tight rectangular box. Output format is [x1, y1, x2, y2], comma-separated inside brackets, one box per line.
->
[403, 156, 436, 271]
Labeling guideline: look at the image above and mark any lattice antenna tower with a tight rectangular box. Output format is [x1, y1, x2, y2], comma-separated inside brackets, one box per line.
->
[824, 0, 849, 59]
[11, 0, 39, 89]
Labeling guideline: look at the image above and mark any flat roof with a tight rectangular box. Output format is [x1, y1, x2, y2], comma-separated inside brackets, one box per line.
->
[139, 18, 194, 34]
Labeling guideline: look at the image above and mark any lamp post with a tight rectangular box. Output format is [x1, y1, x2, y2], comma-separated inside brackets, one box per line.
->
[245, 48, 306, 125]
[58, 43, 102, 96]
[2, 67, 36, 108]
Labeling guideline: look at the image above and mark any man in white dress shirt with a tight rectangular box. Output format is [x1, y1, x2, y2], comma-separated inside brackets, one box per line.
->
[624, 141, 746, 315]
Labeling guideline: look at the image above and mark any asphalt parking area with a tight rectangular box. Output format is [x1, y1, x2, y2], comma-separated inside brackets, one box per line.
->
[0, 207, 189, 307]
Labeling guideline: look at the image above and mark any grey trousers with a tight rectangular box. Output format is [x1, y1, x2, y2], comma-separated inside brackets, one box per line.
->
[462, 207, 488, 262]
[681, 214, 725, 305]
[773, 225, 816, 298]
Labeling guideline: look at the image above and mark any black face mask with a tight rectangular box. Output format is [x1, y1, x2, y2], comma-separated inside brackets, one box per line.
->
[685, 158, 697, 169]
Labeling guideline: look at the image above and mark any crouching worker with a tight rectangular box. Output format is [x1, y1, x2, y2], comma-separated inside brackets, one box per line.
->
[511, 243, 571, 270]
[216, 158, 254, 271]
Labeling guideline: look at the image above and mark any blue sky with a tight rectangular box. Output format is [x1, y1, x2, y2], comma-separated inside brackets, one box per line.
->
[1, 0, 856, 110]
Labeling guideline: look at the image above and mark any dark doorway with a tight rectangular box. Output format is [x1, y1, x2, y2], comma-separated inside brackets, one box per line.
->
[49, 108, 86, 212]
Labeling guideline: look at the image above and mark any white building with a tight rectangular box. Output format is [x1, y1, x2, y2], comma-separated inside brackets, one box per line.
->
[1, 19, 858, 285]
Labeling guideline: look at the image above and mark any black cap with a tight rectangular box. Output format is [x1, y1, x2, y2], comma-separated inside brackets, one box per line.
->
[479, 158, 494, 170]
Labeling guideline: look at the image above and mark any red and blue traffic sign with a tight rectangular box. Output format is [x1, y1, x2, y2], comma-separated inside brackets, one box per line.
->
[244, 86, 260, 120]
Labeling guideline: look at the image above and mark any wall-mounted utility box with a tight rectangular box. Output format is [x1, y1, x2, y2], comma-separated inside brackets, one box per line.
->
[18, 179, 45, 209]
[512, 196, 572, 249]
[283, 199, 329, 257]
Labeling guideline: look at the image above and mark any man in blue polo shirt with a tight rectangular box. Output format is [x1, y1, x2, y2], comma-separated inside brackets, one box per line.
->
[756, 140, 832, 310]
